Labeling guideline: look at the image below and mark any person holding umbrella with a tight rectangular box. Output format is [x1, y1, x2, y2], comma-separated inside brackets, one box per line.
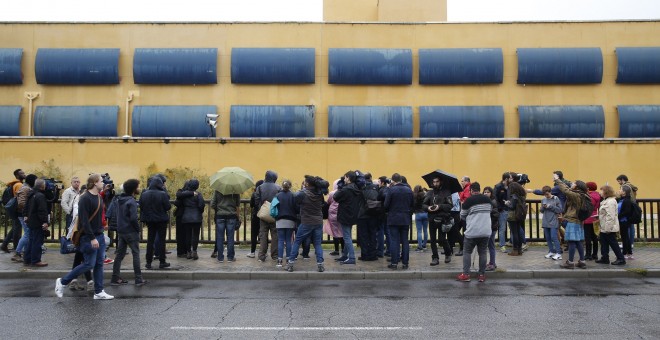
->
[422, 170, 461, 265]
[209, 167, 253, 263]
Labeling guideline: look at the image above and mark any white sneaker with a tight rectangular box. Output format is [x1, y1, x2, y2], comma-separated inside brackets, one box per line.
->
[87, 280, 94, 291]
[55, 278, 64, 298]
[544, 252, 555, 259]
[246, 252, 255, 258]
[552, 253, 562, 261]
[93, 290, 114, 300]
[522, 244, 529, 251]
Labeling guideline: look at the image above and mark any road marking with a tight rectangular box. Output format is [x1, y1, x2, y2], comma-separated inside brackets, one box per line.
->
[172, 326, 423, 331]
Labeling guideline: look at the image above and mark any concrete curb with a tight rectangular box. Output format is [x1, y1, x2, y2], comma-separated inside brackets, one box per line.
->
[2, 269, 659, 280]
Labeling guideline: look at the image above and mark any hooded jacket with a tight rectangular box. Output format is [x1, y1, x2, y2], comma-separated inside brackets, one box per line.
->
[584, 191, 602, 224]
[115, 193, 140, 234]
[177, 180, 205, 224]
[255, 170, 281, 208]
[296, 187, 324, 225]
[384, 182, 414, 226]
[26, 189, 48, 230]
[139, 177, 171, 224]
[333, 182, 362, 226]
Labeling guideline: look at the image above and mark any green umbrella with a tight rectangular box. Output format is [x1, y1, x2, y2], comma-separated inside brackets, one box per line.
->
[209, 167, 254, 195]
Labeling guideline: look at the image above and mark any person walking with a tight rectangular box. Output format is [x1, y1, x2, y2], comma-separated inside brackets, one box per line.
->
[10, 174, 35, 263]
[505, 182, 526, 257]
[384, 174, 414, 270]
[274, 181, 298, 267]
[413, 185, 428, 252]
[457, 182, 491, 282]
[178, 179, 205, 260]
[583, 182, 601, 261]
[555, 175, 589, 269]
[423, 176, 454, 265]
[255, 171, 281, 262]
[65, 186, 93, 291]
[23, 179, 49, 267]
[55, 174, 114, 300]
[332, 171, 362, 265]
[110, 179, 147, 286]
[139, 176, 171, 269]
[540, 186, 563, 261]
[286, 175, 327, 273]
[2, 169, 26, 254]
[482, 187, 499, 271]
[247, 180, 264, 258]
[595, 185, 626, 265]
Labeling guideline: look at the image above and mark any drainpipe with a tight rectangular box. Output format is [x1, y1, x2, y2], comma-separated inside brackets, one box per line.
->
[24, 92, 40, 136]
[124, 92, 134, 137]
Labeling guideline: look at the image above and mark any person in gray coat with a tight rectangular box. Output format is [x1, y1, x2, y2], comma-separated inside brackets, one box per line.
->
[255, 170, 281, 262]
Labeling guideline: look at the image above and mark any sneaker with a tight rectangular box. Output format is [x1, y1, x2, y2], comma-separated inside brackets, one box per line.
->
[485, 264, 497, 271]
[93, 290, 115, 300]
[11, 253, 22, 262]
[87, 280, 94, 291]
[339, 259, 356, 265]
[246, 252, 255, 258]
[276, 259, 283, 267]
[430, 258, 440, 266]
[552, 253, 562, 261]
[317, 263, 325, 272]
[55, 278, 64, 298]
[110, 278, 128, 286]
[334, 256, 348, 262]
[544, 252, 556, 259]
[626, 254, 635, 260]
[159, 262, 171, 269]
[522, 244, 529, 252]
[402, 264, 409, 270]
[456, 273, 471, 282]
[227, 258, 236, 262]
[135, 279, 148, 286]
[505, 242, 513, 247]
[286, 263, 294, 272]
[500, 246, 507, 253]
[444, 255, 451, 263]
[103, 258, 114, 265]
[302, 255, 311, 260]
[478, 274, 486, 283]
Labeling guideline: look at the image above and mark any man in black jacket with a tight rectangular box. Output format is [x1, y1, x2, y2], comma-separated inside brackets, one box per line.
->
[111, 179, 146, 286]
[356, 173, 380, 261]
[384, 174, 414, 270]
[23, 179, 49, 267]
[140, 177, 171, 269]
[423, 176, 454, 265]
[332, 171, 362, 265]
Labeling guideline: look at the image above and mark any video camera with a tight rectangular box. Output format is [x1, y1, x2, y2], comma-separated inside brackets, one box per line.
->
[43, 178, 63, 203]
[101, 173, 114, 189]
[512, 173, 530, 185]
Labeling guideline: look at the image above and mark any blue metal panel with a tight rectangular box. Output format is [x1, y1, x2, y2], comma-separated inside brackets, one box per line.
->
[0, 106, 21, 136]
[328, 49, 412, 85]
[328, 106, 413, 138]
[419, 48, 503, 85]
[617, 106, 660, 138]
[230, 105, 314, 138]
[419, 106, 504, 138]
[0, 49, 23, 85]
[132, 106, 217, 137]
[616, 47, 660, 84]
[518, 106, 604, 138]
[231, 48, 315, 84]
[517, 48, 603, 84]
[33, 106, 118, 137]
[133, 48, 217, 85]
[35, 49, 119, 85]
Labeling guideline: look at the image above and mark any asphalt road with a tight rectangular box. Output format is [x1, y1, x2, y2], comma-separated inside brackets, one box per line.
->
[1, 278, 659, 339]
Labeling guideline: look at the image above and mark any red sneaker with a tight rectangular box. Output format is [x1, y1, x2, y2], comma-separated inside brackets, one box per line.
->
[103, 258, 114, 265]
[456, 273, 471, 282]
[478, 274, 486, 282]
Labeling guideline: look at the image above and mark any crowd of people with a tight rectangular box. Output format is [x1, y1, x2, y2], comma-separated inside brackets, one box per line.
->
[0, 167, 642, 298]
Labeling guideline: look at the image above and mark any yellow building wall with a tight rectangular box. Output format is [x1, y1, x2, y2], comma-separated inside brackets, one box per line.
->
[378, 0, 447, 22]
[323, 0, 379, 22]
[0, 22, 659, 196]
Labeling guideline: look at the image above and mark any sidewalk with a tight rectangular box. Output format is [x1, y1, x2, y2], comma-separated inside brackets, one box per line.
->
[1, 244, 659, 280]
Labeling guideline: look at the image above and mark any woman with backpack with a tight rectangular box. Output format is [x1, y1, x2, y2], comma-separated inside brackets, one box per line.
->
[617, 186, 635, 260]
[274, 180, 298, 267]
[505, 182, 526, 257]
[554, 174, 590, 269]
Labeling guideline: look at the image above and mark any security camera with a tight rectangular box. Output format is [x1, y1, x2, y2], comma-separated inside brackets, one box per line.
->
[209, 120, 217, 128]
[206, 114, 219, 119]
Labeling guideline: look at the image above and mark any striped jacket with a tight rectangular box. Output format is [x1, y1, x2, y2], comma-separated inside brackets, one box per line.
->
[460, 193, 493, 238]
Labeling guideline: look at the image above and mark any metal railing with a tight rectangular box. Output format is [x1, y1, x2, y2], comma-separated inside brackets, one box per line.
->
[2, 199, 659, 245]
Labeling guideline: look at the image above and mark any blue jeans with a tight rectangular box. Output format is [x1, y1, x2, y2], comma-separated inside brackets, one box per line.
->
[61, 234, 106, 294]
[628, 225, 635, 248]
[215, 217, 238, 261]
[377, 221, 391, 256]
[414, 212, 428, 249]
[341, 224, 356, 261]
[544, 227, 562, 254]
[277, 228, 294, 259]
[24, 227, 44, 264]
[389, 225, 409, 265]
[16, 218, 29, 254]
[289, 224, 324, 263]
[488, 230, 496, 265]
[498, 210, 508, 247]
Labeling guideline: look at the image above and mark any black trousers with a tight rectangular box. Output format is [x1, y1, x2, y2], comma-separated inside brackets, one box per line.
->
[146, 223, 167, 264]
[429, 219, 451, 259]
[599, 232, 624, 261]
[175, 216, 186, 256]
[250, 214, 260, 253]
[583, 223, 599, 257]
[357, 217, 380, 260]
[1, 217, 21, 249]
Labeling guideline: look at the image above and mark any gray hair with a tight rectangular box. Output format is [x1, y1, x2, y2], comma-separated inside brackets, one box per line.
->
[34, 179, 46, 190]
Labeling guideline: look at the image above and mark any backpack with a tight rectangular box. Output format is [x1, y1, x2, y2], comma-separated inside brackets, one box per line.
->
[629, 201, 642, 224]
[362, 184, 382, 216]
[2, 185, 14, 206]
[576, 193, 594, 222]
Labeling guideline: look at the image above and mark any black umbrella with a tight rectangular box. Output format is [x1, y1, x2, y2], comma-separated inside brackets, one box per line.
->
[422, 170, 462, 194]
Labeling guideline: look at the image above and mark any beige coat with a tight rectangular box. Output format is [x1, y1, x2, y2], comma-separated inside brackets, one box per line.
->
[598, 197, 620, 233]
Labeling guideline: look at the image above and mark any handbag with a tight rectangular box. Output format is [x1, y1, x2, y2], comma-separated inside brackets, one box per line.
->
[60, 236, 76, 254]
[257, 201, 275, 223]
[269, 197, 279, 219]
[72, 194, 101, 247]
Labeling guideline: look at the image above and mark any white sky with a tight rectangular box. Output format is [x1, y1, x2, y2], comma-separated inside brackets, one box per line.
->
[0, 0, 658, 22]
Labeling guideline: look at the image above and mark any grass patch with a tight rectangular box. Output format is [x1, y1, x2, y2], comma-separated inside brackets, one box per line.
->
[625, 268, 648, 277]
